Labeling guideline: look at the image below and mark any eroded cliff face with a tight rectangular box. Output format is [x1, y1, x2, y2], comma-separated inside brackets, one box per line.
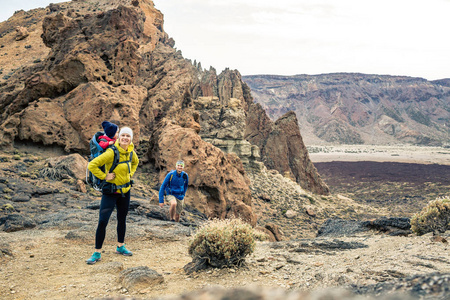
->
[245, 108, 329, 195]
[148, 121, 256, 225]
[0, 0, 166, 150]
[0, 0, 328, 224]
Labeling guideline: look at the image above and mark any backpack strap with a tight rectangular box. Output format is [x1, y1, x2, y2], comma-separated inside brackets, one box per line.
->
[168, 173, 174, 187]
[108, 146, 121, 173]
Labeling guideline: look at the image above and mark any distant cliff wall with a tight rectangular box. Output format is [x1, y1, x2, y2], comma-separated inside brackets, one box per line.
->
[243, 74, 450, 146]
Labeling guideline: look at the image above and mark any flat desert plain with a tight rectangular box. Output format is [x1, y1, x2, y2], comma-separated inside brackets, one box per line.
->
[308, 145, 450, 165]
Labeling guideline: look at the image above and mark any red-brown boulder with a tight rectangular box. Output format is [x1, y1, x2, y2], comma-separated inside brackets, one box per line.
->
[149, 122, 256, 226]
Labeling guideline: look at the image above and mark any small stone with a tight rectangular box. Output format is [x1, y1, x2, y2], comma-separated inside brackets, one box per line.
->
[306, 208, 316, 217]
[284, 210, 298, 219]
[430, 236, 448, 244]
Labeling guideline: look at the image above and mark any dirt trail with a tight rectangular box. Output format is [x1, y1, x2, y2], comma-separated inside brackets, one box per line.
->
[1, 227, 449, 299]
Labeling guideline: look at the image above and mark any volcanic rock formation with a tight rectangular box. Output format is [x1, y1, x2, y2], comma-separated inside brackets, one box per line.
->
[0, 0, 329, 224]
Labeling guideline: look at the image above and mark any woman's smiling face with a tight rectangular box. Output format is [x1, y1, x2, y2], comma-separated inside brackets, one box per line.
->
[119, 133, 131, 148]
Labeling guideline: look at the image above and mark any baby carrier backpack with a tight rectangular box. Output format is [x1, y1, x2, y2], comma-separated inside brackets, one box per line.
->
[86, 131, 114, 191]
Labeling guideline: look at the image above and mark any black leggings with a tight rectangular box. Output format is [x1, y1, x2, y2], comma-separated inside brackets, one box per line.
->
[95, 191, 130, 249]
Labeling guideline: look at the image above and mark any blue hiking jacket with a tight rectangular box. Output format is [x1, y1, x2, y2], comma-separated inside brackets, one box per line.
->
[158, 170, 189, 203]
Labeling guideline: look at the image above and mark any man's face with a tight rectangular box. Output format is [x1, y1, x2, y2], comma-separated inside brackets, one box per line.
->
[176, 163, 184, 173]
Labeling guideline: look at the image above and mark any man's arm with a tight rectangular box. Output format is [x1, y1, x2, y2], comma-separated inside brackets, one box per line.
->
[158, 172, 170, 205]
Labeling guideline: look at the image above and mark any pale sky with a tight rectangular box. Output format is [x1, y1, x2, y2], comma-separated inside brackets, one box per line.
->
[2, 0, 450, 80]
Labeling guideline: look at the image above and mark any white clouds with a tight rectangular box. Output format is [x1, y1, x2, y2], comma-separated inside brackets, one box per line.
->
[1, 0, 449, 79]
[155, 0, 450, 79]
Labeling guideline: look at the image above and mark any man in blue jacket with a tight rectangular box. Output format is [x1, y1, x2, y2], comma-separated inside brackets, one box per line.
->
[159, 160, 189, 222]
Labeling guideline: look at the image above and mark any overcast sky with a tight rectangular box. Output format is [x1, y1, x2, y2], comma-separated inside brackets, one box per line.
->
[2, 0, 450, 80]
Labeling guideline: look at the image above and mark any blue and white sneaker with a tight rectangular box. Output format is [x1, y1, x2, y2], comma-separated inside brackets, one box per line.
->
[116, 245, 133, 256]
[86, 252, 101, 265]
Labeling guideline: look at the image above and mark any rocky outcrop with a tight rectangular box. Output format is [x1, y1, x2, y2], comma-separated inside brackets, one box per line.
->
[14, 26, 29, 41]
[194, 96, 258, 164]
[0, 1, 162, 150]
[0, 0, 328, 230]
[243, 74, 450, 146]
[246, 108, 329, 195]
[317, 217, 412, 237]
[193, 69, 328, 194]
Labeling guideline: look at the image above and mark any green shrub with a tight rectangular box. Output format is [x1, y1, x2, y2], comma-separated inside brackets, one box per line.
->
[411, 196, 450, 235]
[188, 218, 256, 268]
[253, 229, 269, 241]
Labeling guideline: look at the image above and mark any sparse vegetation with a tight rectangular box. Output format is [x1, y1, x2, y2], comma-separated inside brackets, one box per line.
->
[188, 218, 256, 268]
[2, 187, 12, 193]
[39, 167, 64, 180]
[253, 229, 269, 241]
[383, 106, 404, 123]
[410, 196, 450, 235]
[407, 108, 431, 126]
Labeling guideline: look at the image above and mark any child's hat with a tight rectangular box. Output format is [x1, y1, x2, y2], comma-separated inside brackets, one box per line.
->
[102, 121, 119, 139]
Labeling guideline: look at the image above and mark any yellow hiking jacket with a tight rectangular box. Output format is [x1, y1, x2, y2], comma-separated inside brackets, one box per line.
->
[88, 140, 139, 194]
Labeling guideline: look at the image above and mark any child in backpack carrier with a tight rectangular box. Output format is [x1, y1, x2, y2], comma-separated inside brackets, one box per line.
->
[98, 121, 119, 149]
[86, 121, 119, 191]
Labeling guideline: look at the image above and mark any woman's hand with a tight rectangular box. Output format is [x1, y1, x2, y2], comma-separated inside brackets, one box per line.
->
[105, 173, 115, 181]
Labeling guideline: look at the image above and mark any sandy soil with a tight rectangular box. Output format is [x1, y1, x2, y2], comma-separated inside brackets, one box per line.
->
[0, 227, 449, 299]
[308, 145, 450, 165]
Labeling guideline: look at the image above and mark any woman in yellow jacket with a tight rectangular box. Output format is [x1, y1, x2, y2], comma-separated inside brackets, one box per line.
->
[86, 127, 139, 264]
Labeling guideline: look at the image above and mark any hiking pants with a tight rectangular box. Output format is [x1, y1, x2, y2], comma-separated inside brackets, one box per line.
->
[95, 191, 130, 249]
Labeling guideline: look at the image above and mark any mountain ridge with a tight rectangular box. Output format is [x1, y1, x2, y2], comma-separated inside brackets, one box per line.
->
[243, 73, 450, 146]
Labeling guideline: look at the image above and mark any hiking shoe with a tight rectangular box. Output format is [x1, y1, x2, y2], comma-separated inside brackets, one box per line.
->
[86, 252, 101, 265]
[116, 245, 133, 256]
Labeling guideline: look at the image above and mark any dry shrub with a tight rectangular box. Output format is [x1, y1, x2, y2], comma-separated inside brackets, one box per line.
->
[38, 163, 71, 181]
[253, 229, 269, 241]
[188, 218, 255, 268]
[38, 167, 64, 180]
[411, 196, 450, 235]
